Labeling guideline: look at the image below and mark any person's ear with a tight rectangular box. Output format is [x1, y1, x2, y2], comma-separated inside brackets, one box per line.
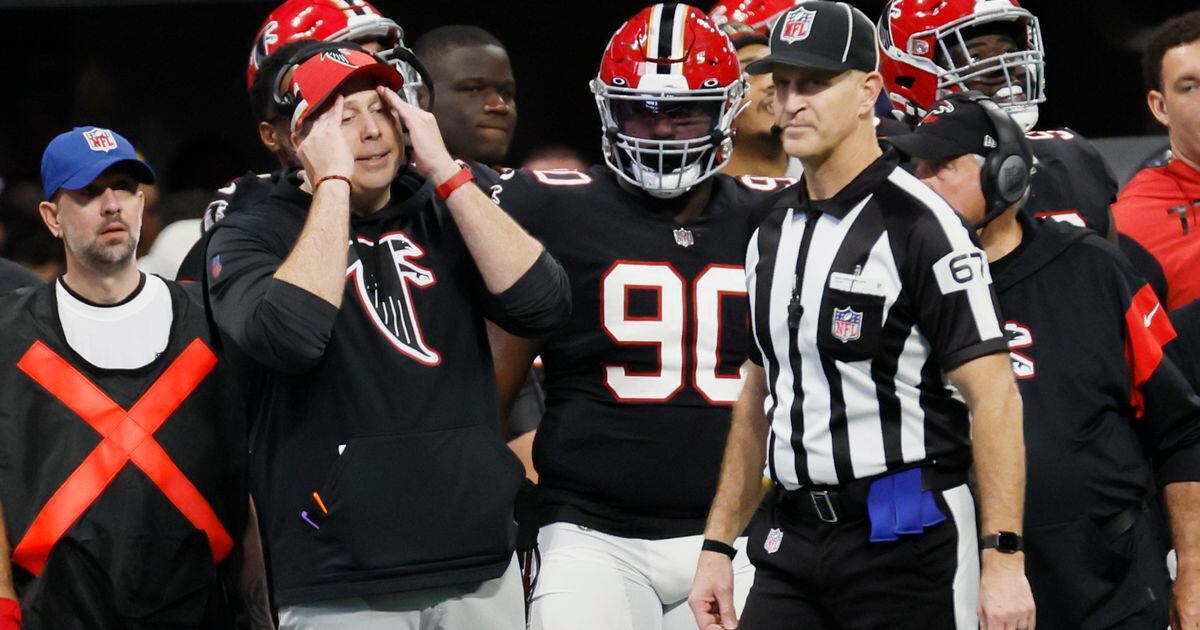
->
[38, 201, 62, 239]
[861, 72, 885, 118]
[259, 121, 282, 153]
[1148, 90, 1170, 128]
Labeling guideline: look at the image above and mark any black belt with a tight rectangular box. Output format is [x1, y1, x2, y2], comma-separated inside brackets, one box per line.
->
[1098, 499, 1147, 541]
[775, 467, 968, 524]
[777, 483, 870, 523]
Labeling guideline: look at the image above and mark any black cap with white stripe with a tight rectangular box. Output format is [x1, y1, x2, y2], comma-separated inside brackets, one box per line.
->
[746, 1, 879, 76]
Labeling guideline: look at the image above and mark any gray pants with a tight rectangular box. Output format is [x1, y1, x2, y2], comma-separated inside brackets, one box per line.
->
[279, 556, 524, 630]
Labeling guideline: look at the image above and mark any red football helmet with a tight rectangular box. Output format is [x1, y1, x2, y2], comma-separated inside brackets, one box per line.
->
[708, 0, 802, 35]
[592, 3, 747, 198]
[247, 0, 425, 108]
[878, 0, 1045, 131]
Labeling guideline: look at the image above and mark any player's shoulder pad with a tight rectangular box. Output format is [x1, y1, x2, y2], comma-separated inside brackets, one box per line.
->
[203, 171, 276, 233]
[1024, 127, 1083, 143]
[731, 173, 799, 194]
[1027, 127, 1111, 172]
[1048, 217, 1130, 271]
[1026, 127, 1105, 159]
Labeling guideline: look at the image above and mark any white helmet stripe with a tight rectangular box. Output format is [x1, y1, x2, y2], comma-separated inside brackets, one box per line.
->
[670, 4, 687, 76]
[646, 4, 664, 63]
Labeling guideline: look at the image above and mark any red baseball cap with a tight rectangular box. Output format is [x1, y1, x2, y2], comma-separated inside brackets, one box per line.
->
[288, 48, 405, 132]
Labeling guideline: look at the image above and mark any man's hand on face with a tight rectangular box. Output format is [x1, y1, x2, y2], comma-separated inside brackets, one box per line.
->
[377, 86, 460, 186]
[295, 95, 356, 186]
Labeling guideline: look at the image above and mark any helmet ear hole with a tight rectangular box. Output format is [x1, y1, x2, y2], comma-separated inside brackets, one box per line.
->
[895, 76, 916, 89]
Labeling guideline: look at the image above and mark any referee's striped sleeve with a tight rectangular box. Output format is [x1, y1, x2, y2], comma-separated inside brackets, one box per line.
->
[887, 169, 1008, 369]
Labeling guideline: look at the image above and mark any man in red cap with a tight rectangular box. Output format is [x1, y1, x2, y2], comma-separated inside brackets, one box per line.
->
[204, 47, 569, 628]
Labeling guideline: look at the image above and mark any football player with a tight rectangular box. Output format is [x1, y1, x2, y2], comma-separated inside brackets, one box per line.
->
[485, 5, 793, 629]
[174, 0, 428, 282]
[877, 0, 1120, 242]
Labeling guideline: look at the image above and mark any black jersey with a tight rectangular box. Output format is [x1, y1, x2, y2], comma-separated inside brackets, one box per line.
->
[174, 171, 281, 282]
[1023, 128, 1118, 237]
[492, 166, 794, 539]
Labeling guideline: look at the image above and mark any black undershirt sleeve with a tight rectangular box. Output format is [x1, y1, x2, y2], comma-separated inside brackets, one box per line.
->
[480, 249, 571, 338]
[206, 221, 340, 374]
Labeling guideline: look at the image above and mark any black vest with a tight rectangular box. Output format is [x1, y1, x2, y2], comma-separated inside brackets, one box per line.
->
[0, 280, 246, 629]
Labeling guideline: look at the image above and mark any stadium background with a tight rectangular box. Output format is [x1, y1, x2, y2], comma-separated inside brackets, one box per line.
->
[0, 0, 1195, 196]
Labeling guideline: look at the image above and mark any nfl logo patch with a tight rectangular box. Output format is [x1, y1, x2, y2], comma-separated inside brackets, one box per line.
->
[831, 306, 863, 343]
[780, 7, 817, 43]
[210, 255, 223, 279]
[673, 227, 695, 248]
[83, 128, 118, 153]
[764, 528, 784, 554]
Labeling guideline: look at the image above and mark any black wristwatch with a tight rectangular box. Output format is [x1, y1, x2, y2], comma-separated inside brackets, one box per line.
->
[980, 531, 1024, 554]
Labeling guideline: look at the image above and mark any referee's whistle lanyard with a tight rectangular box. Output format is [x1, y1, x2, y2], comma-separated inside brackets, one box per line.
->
[787, 209, 946, 541]
[787, 209, 822, 331]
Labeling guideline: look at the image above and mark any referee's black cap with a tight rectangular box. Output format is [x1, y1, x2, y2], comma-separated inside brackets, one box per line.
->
[745, 1, 879, 76]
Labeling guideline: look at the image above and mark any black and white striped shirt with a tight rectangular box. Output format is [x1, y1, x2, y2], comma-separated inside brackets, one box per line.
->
[746, 150, 1008, 489]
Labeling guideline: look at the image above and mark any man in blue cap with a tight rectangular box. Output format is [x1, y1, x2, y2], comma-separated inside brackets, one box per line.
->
[0, 127, 263, 629]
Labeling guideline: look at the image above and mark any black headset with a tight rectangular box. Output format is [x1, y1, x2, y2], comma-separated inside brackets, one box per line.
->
[270, 40, 436, 115]
[271, 40, 373, 113]
[960, 92, 1034, 229]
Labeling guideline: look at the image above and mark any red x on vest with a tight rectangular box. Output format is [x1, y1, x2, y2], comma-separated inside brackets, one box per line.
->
[11, 339, 233, 576]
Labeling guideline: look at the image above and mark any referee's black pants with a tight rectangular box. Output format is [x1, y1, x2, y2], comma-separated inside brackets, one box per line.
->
[740, 484, 977, 630]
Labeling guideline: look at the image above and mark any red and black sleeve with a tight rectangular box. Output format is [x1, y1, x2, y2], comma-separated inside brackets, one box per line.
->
[1122, 277, 1200, 485]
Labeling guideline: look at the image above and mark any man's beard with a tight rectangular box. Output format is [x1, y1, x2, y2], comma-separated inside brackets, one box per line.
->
[66, 225, 138, 269]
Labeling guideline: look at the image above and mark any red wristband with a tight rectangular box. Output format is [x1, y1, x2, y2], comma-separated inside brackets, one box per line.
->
[315, 174, 352, 192]
[0, 597, 21, 630]
[434, 167, 475, 200]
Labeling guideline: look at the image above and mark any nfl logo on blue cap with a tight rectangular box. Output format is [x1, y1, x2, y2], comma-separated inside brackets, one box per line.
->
[41, 126, 155, 201]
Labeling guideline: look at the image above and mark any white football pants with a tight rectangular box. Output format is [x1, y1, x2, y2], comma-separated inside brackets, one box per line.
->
[529, 522, 754, 630]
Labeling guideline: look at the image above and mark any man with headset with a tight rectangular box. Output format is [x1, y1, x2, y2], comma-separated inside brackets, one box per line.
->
[892, 91, 1200, 629]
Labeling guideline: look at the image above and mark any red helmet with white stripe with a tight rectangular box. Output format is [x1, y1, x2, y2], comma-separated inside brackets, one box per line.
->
[592, 3, 747, 198]
[247, 0, 403, 87]
[878, 0, 1045, 131]
[708, 0, 802, 35]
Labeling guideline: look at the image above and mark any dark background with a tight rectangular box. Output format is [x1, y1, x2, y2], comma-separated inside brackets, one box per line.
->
[0, 0, 1195, 195]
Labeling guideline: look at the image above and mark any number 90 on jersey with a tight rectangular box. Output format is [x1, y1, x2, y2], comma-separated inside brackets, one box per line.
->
[600, 262, 747, 404]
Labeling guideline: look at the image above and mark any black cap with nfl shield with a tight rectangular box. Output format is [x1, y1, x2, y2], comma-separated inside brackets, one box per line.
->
[745, 1, 879, 76]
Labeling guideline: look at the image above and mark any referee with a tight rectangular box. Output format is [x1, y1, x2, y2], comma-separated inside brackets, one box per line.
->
[688, 3, 1035, 630]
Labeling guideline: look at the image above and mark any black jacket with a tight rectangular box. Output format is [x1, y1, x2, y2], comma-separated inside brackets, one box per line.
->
[205, 166, 570, 605]
[991, 213, 1200, 627]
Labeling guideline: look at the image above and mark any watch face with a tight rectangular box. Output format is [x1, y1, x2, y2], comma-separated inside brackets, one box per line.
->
[997, 532, 1020, 552]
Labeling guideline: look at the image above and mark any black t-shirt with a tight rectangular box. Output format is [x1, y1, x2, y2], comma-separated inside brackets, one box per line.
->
[492, 166, 795, 538]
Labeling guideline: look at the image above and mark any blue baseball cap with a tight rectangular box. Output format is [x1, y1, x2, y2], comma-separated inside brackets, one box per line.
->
[40, 126, 155, 200]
